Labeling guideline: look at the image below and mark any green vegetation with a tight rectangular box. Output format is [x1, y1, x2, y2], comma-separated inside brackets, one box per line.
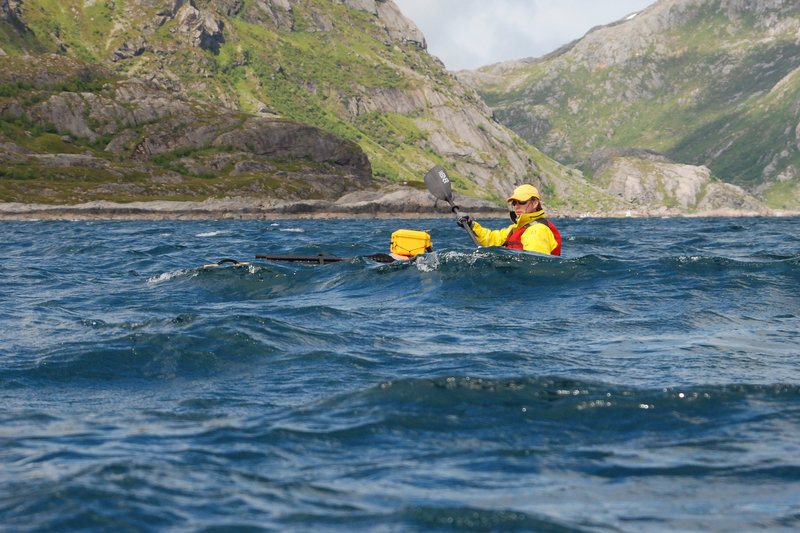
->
[0, 0, 640, 211]
[762, 178, 800, 210]
[473, 0, 800, 209]
[211, 10, 438, 190]
[0, 150, 358, 204]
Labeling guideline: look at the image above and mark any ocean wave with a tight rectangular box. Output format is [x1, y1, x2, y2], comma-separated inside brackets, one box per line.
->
[4, 307, 387, 382]
[3, 373, 798, 532]
[195, 230, 231, 237]
[394, 505, 578, 532]
[323, 376, 800, 409]
[150, 248, 800, 299]
[274, 376, 800, 441]
[4, 218, 799, 533]
[147, 268, 198, 284]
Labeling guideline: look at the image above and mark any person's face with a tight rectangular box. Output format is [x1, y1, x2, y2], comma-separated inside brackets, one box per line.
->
[510, 197, 540, 216]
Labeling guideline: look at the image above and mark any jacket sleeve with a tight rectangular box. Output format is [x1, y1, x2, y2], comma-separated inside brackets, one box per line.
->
[471, 221, 512, 247]
[520, 224, 557, 254]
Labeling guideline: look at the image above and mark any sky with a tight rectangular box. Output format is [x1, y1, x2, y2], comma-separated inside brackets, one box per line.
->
[393, 0, 654, 71]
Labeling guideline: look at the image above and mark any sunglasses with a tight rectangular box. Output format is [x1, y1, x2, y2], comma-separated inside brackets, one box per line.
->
[511, 199, 533, 206]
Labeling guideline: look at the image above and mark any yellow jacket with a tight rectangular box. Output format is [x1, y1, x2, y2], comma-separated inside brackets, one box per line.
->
[471, 211, 558, 255]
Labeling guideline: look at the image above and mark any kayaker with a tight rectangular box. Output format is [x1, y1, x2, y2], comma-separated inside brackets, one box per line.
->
[457, 184, 562, 255]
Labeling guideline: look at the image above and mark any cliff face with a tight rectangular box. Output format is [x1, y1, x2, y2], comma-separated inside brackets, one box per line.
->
[461, 0, 800, 210]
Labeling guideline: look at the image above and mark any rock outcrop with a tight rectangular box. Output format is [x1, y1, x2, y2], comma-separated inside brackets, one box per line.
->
[0, 0, 25, 33]
[585, 148, 767, 214]
[0, 55, 372, 204]
[175, 3, 225, 50]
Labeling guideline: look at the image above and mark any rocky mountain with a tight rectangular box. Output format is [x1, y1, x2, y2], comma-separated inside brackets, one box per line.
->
[0, 53, 375, 204]
[0, 0, 598, 211]
[0, 0, 773, 216]
[460, 0, 800, 211]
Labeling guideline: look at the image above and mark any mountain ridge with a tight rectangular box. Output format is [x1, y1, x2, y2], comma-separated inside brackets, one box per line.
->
[0, 0, 778, 216]
[461, 0, 800, 211]
[2, 0, 590, 207]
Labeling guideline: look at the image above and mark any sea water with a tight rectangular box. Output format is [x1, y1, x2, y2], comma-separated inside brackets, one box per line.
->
[1, 216, 799, 532]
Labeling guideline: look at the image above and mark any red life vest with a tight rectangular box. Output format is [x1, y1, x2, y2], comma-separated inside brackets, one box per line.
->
[503, 219, 562, 256]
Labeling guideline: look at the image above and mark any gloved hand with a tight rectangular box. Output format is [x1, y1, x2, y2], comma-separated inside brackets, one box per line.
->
[455, 211, 472, 228]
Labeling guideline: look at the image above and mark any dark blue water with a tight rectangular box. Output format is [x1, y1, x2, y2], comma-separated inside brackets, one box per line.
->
[2, 216, 799, 532]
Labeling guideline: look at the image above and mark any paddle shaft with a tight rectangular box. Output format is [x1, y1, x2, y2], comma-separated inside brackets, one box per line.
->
[424, 166, 482, 248]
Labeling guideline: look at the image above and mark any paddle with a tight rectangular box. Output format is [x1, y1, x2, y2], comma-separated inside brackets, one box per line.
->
[424, 166, 482, 247]
[255, 253, 396, 264]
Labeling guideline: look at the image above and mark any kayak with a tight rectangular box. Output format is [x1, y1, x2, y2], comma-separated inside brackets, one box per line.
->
[255, 253, 397, 264]
[205, 165, 561, 269]
[203, 253, 400, 268]
[204, 229, 431, 267]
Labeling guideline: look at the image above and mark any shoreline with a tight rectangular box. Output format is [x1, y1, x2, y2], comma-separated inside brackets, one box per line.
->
[0, 196, 796, 221]
[0, 197, 508, 221]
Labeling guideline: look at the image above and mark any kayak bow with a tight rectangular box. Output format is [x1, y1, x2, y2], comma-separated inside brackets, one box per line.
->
[203, 258, 250, 268]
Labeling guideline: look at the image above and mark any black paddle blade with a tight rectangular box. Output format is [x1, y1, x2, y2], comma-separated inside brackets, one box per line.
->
[424, 166, 482, 249]
[424, 166, 454, 204]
